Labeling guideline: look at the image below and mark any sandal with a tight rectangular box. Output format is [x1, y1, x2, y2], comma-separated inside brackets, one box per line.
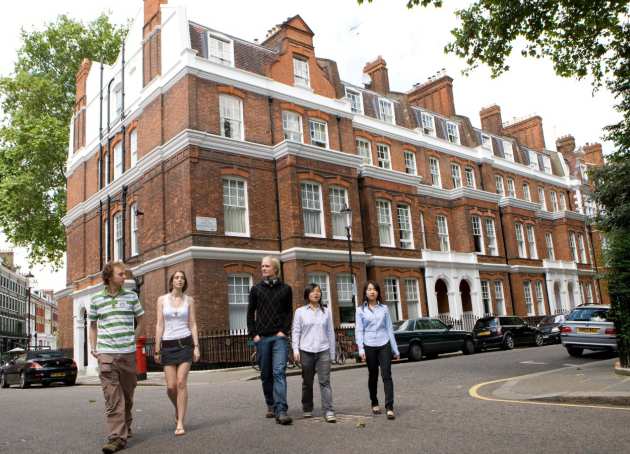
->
[175, 427, 186, 436]
[372, 406, 382, 414]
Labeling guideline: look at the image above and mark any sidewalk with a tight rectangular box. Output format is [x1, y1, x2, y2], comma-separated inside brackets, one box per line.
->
[76, 360, 367, 387]
[483, 358, 630, 407]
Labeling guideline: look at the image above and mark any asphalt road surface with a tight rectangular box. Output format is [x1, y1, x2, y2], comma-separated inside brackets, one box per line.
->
[1, 344, 627, 453]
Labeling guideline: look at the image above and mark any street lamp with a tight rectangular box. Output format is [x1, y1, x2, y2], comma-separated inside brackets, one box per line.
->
[24, 272, 34, 350]
[340, 204, 355, 307]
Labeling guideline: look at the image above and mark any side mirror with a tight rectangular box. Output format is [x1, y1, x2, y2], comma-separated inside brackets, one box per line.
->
[447, 324, 453, 330]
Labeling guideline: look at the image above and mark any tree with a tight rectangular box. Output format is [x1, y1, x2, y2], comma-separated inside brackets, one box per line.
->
[0, 14, 127, 266]
[358, 0, 630, 366]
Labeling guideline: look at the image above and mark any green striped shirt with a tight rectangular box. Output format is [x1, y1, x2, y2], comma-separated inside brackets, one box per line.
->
[89, 288, 144, 354]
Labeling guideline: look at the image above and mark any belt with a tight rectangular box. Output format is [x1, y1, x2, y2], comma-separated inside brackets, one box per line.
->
[161, 336, 193, 348]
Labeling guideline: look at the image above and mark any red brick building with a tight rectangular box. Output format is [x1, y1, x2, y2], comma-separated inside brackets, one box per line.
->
[56, 0, 608, 372]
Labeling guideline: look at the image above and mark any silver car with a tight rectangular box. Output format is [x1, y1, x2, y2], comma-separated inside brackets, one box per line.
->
[560, 305, 617, 357]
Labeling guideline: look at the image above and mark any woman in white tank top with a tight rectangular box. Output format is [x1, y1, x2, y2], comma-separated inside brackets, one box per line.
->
[154, 271, 199, 436]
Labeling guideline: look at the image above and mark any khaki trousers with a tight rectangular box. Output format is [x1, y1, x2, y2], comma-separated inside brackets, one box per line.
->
[98, 353, 137, 442]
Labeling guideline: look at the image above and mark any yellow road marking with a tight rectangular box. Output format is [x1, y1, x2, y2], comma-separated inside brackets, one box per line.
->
[469, 376, 630, 411]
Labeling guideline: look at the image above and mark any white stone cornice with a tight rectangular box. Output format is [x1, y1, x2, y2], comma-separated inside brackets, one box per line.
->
[280, 247, 370, 263]
[368, 255, 423, 268]
[499, 197, 543, 212]
[477, 262, 511, 272]
[53, 286, 73, 300]
[360, 165, 422, 187]
[273, 141, 364, 170]
[490, 156, 574, 188]
[509, 265, 545, 273]
[536, 210, 587, 222]
[417, 185, 501, 204]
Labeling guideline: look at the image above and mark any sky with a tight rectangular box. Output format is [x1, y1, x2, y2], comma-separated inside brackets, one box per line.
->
[0, 0, 620, 292]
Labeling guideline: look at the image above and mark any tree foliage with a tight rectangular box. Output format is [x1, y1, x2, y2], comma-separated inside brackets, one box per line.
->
[0, 14, 126, 266]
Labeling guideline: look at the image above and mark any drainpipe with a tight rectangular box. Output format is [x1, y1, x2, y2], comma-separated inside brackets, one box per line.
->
[268, 96, 283, 256]
[499, 206, 517, 315]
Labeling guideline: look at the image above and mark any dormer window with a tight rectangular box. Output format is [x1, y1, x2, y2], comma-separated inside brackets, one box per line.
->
[502, 140, 514, 162]
[293, 57, 310, 88]
[541, 155, 552, 174]
[420, 112, 435, 136]
[345, 88, 363, 114]
[481, 134, 493, 151]
[527, 149, 539, 170]
[446, 122, 460, 145]
[208, 33, 233, 66]
[378, 98, 395, 124]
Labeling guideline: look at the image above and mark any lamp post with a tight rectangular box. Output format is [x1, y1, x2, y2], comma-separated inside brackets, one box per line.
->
[24, 272, 34, 350]
[340, 204, 355, 307]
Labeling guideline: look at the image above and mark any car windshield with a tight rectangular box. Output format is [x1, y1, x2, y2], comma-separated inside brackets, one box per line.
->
[27, 351, 65, 360]
[566, 308, 610, 322]
[474, 318, 496, 329]
[394, 320, 414, 332]
[538, 316, 555, 325]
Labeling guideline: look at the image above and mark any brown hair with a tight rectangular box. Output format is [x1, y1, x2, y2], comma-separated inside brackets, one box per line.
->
[102, 261, 127, 286]
[168, 270, 188, 293]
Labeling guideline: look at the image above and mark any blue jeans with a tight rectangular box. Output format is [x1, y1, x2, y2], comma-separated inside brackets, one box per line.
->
[256, 335, 288, 415]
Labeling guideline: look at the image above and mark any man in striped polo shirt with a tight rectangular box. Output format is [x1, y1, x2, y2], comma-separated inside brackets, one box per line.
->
[89, 261, 145, 454]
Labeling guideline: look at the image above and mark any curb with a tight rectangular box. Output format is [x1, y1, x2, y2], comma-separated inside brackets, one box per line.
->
[246, 361, 367, 381]
[613, 361, 630, 377]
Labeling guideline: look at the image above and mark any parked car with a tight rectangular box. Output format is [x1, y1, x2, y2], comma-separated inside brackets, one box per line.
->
[536, 314, 566, 344]
[560, 305, 617, 357]
[0, 350, 77, 388]
[473, 316, 544, 351]
[394, 318, 475, 361]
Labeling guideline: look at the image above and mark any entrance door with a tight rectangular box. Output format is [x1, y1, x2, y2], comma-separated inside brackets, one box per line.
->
[460, 280, 473, 313]
[436, 279, 449, 315]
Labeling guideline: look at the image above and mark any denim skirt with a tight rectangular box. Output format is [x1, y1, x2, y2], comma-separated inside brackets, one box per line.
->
[161, 336, 193, 366]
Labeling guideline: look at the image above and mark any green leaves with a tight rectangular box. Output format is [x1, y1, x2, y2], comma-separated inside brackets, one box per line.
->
[0, 13, 126, 267]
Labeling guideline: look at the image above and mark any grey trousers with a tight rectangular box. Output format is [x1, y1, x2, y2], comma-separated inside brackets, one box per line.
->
[300, 349, 334, 413]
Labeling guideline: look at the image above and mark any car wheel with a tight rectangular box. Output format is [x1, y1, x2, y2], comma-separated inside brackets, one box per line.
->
[566, 346, 583, 358]
[462, 339, 475, 355]
[0, 373, 8, 389]
[502, 334, 514, 350]
[19, 372, 30, 389]
[534, 333, 544, 347]
[408, 343, 423, 361]
[42, 382, 51, 388]
[64, 378, 76, 386]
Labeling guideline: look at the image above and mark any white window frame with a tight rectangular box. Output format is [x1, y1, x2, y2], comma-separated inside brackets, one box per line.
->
[485, 218, 498, 256]
[578, 234, 588, 264]
[494, 281, 506, 315]
[450, 163, 462, 189]
[524, 281, 534, 315]
[527, 149, 539, 170]
[550, 191, 559, 212]
[104, 152, 110, 186]
[282, 111, 303, 142]
[471, 216, 485, 254]
[464, 167, 475, 188]
[336, 273, 356, 308]
[419, 212, 427, 249]
[404, 278, 421, 318]
[541, 155, 552, 174]
[538, 187, 547, 211]
[523, 183, 531, 201]
[130, 129, 138, 168]
[507, 178, 516, 198]
[384, 278, 401, 322]
[495, 175, 505, 196]
[301, 182, 326, 238]
[429, 157, 442, 188]
[208, 33, 234, 66]
[376, 199, 395, 247]
[307, 273, 331, 307]
[446, 122, 460, 145]
[376, 143, 391, 170]
[309, 119, 328, 148]
[545, 232, 556, 260]
[356, 138, 372, 165]
[397, 204, 414, 250]
[420, 112, 436, 136]
[227, 274, 252, 331]
[378, 98, 395, 124]
[502, 140, 514, 162]
[223, 177, 250, 237]
[113, 212, 123, 262]
[219, 95, 244, 140]
[526, 224, 538, 259]
[559, 193, 567, 211]
[345, 87, 363, 114]
[404, 151, 417, 175]
[535, 281, 546, 315]
[481, 133, 493, 151]
[113, 141, 123, 180]
[293, 57, 310, 88]
[329, 187, 349, 240]
[481, 280, 492, 314]
[130, 203, 139, 256]
[515, 223, 527, 258]
[436, 215, 450, 252]
[569, 232, 578, 262]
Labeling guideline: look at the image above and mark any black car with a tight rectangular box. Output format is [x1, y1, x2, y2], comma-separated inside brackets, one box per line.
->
[536, 314, 566, 344]
[394, 318, 475, 361]
[1, 350, 77, 388]
[473, 316, 544, 351]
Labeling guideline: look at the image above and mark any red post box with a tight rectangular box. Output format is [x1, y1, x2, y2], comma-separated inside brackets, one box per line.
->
[136, 336, 147, 381]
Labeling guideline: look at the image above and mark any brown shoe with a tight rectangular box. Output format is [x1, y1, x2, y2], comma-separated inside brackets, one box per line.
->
[102, 438, 125, 453]
[266, 407, 275, 418]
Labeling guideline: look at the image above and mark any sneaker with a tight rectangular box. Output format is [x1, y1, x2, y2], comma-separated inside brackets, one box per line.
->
[303, 411, 312, 418]
[102, 438, 125, 453]
[386, 410, 396, 420]
[275, 414, 293, 425]
[325, 412, 336, 423]
[266, 407, 275, 418]
[371, 405, 381, 415]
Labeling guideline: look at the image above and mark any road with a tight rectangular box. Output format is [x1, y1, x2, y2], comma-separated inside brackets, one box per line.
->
[1, 344, 627, 453]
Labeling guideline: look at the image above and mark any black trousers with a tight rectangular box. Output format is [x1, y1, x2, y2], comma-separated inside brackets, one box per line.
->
[364, 342, 394, 410]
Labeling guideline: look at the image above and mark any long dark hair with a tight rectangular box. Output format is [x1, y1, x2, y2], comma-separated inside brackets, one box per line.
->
[362, 280, 382, 306]
[304, 283, 325, 312]
[168, 270, 188, 293]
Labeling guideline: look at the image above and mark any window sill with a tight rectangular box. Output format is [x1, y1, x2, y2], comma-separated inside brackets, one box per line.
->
[225, 232, 250, 238]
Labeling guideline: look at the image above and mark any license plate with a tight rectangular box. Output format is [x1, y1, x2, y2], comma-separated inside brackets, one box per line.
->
[477, 330, 491, 336]
[577, 327, 599, 334]
[50, 372, 65, 377]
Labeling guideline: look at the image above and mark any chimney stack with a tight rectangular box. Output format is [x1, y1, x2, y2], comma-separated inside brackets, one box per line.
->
[479, 105, 503, 135]
[556, 135, 576, 155]
[73, 58, 91, 153]
[503, 115, 546, 151]
[363, 56, 390, 95]
[143, 0, 168, 86]
[583, 142, 604, 167]
[407, 74, 456, 118]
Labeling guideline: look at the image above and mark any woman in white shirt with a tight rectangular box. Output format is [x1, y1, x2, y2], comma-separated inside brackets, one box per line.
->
[292, 284, 336, 422]
[154, 271, 200, 436]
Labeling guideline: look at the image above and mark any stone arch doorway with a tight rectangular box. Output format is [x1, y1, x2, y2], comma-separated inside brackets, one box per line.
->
[567, 281, 576, 309]
[554, 281, 562, 312]
[435, 279, 449, 315]
[459, 280, 473, 313]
